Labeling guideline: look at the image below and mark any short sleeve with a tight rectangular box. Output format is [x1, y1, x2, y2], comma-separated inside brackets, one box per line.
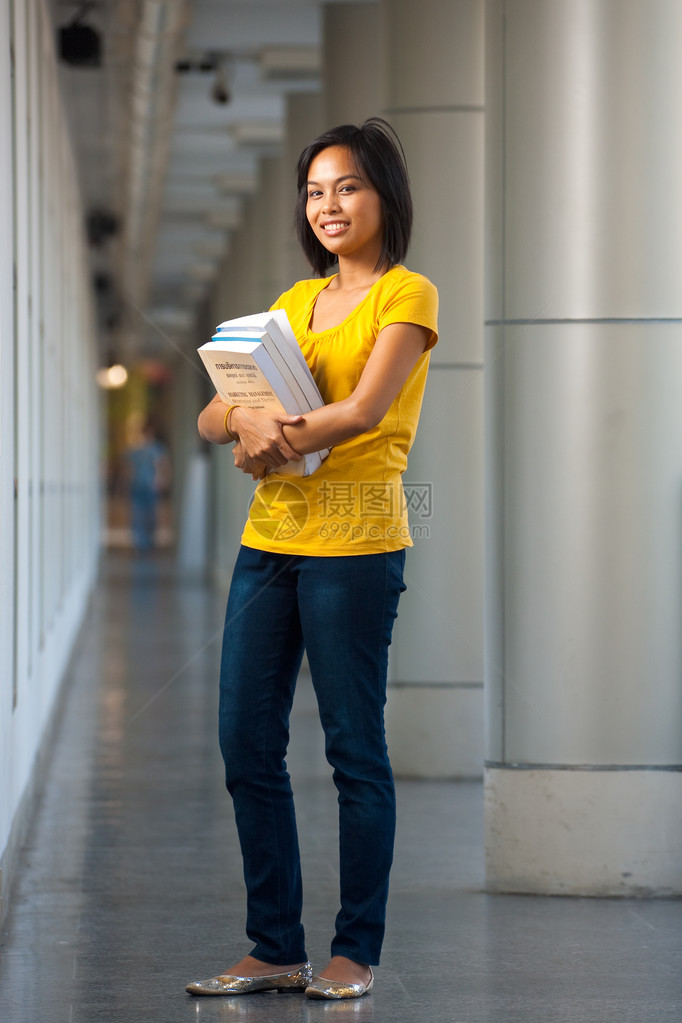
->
[377, 272, 439, 351]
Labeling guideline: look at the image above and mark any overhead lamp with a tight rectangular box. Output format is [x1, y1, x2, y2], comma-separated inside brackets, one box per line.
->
[187, 262, 218, 283]
[146, 307, 194, 332]
[58, 2, 102, 67]
[259, 46, 320, 81]
[204, 208, 241, 231]
[175, 51, 232, 105]
[230, 121, 284, 146]
[213, 172, 257, 195]
[87, 208, 119, 246]
[193, 239, 227, 259]
[183, 282, 209, 303]
[211, 60, 231, 105]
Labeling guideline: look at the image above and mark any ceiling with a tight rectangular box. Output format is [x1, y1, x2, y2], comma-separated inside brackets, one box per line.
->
[50, 0, 347, 360]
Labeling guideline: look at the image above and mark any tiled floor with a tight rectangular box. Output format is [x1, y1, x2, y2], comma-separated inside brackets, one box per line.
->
[1, 551, 681, 1023]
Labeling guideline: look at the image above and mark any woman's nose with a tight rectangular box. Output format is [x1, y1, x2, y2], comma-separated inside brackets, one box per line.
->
[322, 193, 340, 213]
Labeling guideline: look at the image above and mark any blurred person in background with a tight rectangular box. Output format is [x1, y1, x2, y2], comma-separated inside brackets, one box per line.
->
[126, 420, 170, 551]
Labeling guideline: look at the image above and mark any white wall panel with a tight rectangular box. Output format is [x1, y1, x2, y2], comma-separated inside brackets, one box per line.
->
[0, 0, 17, 878]
[0, 0, 100, 923]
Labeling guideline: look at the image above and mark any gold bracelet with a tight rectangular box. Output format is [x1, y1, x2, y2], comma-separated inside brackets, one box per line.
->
[223, 404, 239, 441]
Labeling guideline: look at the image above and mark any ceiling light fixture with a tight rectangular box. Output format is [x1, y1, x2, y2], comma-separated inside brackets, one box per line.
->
[58, 1, 102, 67]
[211, 59, 231, 105]
[230, 120, 284, 146]
[175, 51, 232, 105]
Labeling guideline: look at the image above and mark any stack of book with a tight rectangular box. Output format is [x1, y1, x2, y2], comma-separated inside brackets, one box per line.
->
[198, 310, 329, 476]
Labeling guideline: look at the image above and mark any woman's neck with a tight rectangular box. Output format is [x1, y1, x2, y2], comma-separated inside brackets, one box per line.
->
[332, 255, 390, 292]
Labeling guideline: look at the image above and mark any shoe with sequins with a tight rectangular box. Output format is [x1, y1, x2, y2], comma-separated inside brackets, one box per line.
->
[305, 966, 374, 999]
[186, 961, 313, 996]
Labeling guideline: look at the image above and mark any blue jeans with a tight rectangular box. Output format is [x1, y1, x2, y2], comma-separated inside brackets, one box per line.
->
[218, 545, 406, 967]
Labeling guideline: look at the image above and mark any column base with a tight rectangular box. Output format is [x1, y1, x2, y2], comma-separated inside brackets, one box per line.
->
[485, 765, 682, 896]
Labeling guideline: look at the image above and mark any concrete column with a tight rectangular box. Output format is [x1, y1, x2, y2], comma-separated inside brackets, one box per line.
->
[172, 340, 209, 581]
[485, 0, 682, 894]
[258, 155, 289, 304]
[380, 0, 485, 778]
[203, 155, 291, 587]
[282, 91, 323, 286]
[322, 1, 381, 126]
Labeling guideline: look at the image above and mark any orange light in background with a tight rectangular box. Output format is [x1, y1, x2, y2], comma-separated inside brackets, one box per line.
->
[96, 364, 129, 389]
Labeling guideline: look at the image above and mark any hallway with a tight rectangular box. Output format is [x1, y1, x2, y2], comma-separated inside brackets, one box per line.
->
[0, 552, 680, 1023]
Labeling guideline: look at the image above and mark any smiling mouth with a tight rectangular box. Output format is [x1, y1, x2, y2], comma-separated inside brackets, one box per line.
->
[321, 221, 349, 233]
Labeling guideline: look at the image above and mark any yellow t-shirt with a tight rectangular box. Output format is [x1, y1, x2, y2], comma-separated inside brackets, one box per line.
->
[240, 264, 439, 556]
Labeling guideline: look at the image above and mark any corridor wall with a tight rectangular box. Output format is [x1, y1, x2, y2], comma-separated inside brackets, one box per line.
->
[0, 0, 100, 922]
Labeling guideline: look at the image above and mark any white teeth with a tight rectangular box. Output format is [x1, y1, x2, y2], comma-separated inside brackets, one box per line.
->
[323, 222, 347, 231]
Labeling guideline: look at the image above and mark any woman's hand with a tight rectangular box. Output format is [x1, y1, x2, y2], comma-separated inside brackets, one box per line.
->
[197, 395, 303, 471]
[233, 442, 267, 480]
[230, 407, 304, 470]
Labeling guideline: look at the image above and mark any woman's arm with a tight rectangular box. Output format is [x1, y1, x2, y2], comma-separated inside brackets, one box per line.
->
[201, 319, 430, 472]
[197, 394, 239, 445]
[273, 320, 431, 455]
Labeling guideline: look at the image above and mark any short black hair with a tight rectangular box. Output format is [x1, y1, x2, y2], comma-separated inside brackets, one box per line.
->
[294, 117, 413, 278]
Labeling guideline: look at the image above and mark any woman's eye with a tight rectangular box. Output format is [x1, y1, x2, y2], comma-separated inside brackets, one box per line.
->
[307, 190, 322, 199]
[339, 185, 356, 193]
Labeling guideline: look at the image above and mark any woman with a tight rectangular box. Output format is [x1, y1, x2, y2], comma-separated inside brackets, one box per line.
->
[187, 118, 438, 1000]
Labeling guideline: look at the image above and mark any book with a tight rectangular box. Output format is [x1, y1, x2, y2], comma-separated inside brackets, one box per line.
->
[219, 310, 324, 411]
[215, 326, 311, 415]
[198, 313, 328, 477]
[212, 311, 329, 455]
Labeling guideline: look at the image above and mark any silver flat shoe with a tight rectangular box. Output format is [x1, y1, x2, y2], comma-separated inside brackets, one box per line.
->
[305, 966, 374, 1000]
[186, 961, 313, 996]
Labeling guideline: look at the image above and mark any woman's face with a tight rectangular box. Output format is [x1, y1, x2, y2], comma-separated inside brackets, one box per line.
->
[305, 145, 384, 266]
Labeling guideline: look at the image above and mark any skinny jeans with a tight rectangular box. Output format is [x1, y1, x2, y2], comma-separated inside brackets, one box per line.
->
[218, 544, 406, 967]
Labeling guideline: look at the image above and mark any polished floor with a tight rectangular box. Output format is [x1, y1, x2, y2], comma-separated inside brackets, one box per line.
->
[1, 551, 681, 1023]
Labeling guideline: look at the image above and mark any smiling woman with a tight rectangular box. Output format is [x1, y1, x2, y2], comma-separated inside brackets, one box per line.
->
[295, 119, 413, 279]
[304, 147, 385, 270]
[191, 118, 438, 1002]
